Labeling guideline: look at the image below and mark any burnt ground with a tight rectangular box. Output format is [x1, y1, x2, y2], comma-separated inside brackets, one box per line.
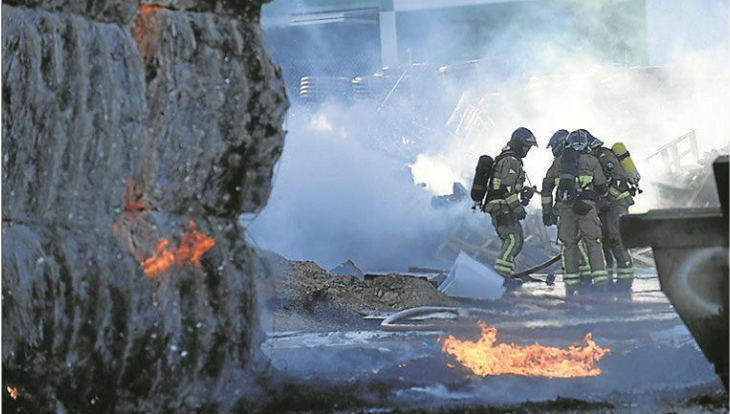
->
[255, 252, 727, 413]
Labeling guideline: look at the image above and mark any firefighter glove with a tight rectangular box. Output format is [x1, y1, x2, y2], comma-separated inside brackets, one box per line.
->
[520, 186, 536, 206]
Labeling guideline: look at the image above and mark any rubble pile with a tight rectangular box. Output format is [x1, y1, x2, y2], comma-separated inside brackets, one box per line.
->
[2, 1, 287, 412]
[258, 252, 459, 320]
[643, 131, 727, 208]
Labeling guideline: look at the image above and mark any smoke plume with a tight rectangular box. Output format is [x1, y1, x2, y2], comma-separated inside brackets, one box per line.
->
[250, 0, 729, 271]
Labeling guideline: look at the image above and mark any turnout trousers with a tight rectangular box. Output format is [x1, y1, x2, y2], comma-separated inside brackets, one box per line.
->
[488, 210, 524, 277]
[599, 203, 634, 283]
[556, 201, 608, 286]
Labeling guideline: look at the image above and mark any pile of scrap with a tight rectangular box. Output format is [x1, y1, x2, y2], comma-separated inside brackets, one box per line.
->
[330, 258, 365, 279]
[431, 183, 470, 208]
[256, 251, 459, 330]
[646, 131, 728, 208]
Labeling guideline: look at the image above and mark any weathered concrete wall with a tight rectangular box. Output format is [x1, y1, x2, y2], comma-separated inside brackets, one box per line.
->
[2, 1, 288, 412]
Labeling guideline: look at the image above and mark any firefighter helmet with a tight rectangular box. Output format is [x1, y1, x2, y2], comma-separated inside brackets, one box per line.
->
[581, 129, 604, 150]
[567, 130, 590, 152]
[547, 129, 569, 156]
[509, 127, 538, 157]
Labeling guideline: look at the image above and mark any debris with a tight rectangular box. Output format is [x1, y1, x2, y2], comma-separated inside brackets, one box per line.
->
[408, 266, 449, 274]
[330, 259, 365, 279]
[646, 131, 728, 208]
[257, 251, 460, 326]
[438, 252, 506, 300]
[407, 266, 449, 287]
[431, 182, 470, 208]
[364, 271, 439, 287]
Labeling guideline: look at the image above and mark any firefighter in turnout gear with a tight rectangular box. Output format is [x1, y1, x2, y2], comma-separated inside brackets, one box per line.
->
[588, 134, 636, 290]
[542, 130, 593, 282]
[542, 130, 609, 291]
[483, 127, 538, 278]
[542, 129, 568, 227]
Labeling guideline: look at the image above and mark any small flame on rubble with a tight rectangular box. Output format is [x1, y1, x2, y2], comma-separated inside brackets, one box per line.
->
[134, 5, 166, 61]
[6, 386, 17, 400]
[139, 5, 165, 14]
[441, 321, 610, 378]
[142, 220, 215, 277]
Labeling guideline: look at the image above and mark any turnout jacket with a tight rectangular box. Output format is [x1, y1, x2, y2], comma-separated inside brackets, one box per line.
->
[541, 152, 607, 215]
[484, 150, 525, 213]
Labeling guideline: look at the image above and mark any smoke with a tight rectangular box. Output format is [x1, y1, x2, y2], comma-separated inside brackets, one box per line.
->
[251, 0, 729, 271]
[246, 103, 469, 271]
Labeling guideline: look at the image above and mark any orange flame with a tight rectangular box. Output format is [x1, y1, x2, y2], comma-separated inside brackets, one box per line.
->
[133, 5, 166, 61]
[139, 5, 165, 14]
[6, 386, 17, 400]
[441, 321, 610, 378]
[142, 220, 215, 277]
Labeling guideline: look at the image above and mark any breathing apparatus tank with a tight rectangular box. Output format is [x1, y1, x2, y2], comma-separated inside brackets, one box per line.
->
[470, 155, 494, 203]
[611, 142, 641, 185]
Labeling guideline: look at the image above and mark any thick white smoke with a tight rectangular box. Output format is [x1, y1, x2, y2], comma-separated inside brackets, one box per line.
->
[251, 0, 729, 271]
[246, 103, 470, 271]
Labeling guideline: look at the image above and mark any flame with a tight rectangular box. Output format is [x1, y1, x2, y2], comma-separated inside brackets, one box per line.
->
[142, 220, 215, 277]
[441, 321, 610, 378]
[6, 386, 17, 400]
[133, 5, 166, 61]
[139, 5, 165, 14]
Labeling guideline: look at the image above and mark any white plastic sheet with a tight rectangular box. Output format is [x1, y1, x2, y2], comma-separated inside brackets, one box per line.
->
[438, 251, 506, 300]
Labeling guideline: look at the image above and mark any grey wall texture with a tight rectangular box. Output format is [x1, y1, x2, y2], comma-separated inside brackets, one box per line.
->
[2, 1, 289, 412]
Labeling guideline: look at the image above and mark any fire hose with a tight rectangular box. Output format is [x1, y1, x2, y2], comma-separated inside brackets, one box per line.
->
[380, 306, 506, 332]
[380, 306, 464, 331]
[379, 257, 565, 331]
[510, 254, 561, 280]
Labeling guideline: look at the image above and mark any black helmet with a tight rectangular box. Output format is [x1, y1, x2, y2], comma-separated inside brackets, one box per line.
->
[582, 129, 604, 150]
[567, 130, 590, 152]
[547, 129, 569, 157]
[508, 127, 538, 157]
[588, 132, 604, 150]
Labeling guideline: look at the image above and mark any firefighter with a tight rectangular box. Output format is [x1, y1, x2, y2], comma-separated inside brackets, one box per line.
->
[483, 127, 538, 278]
[541, 129, 568, 227]
[587, 134, 636, 290]
[543, 130, 609, 291]
[542, 130, 592, 283]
